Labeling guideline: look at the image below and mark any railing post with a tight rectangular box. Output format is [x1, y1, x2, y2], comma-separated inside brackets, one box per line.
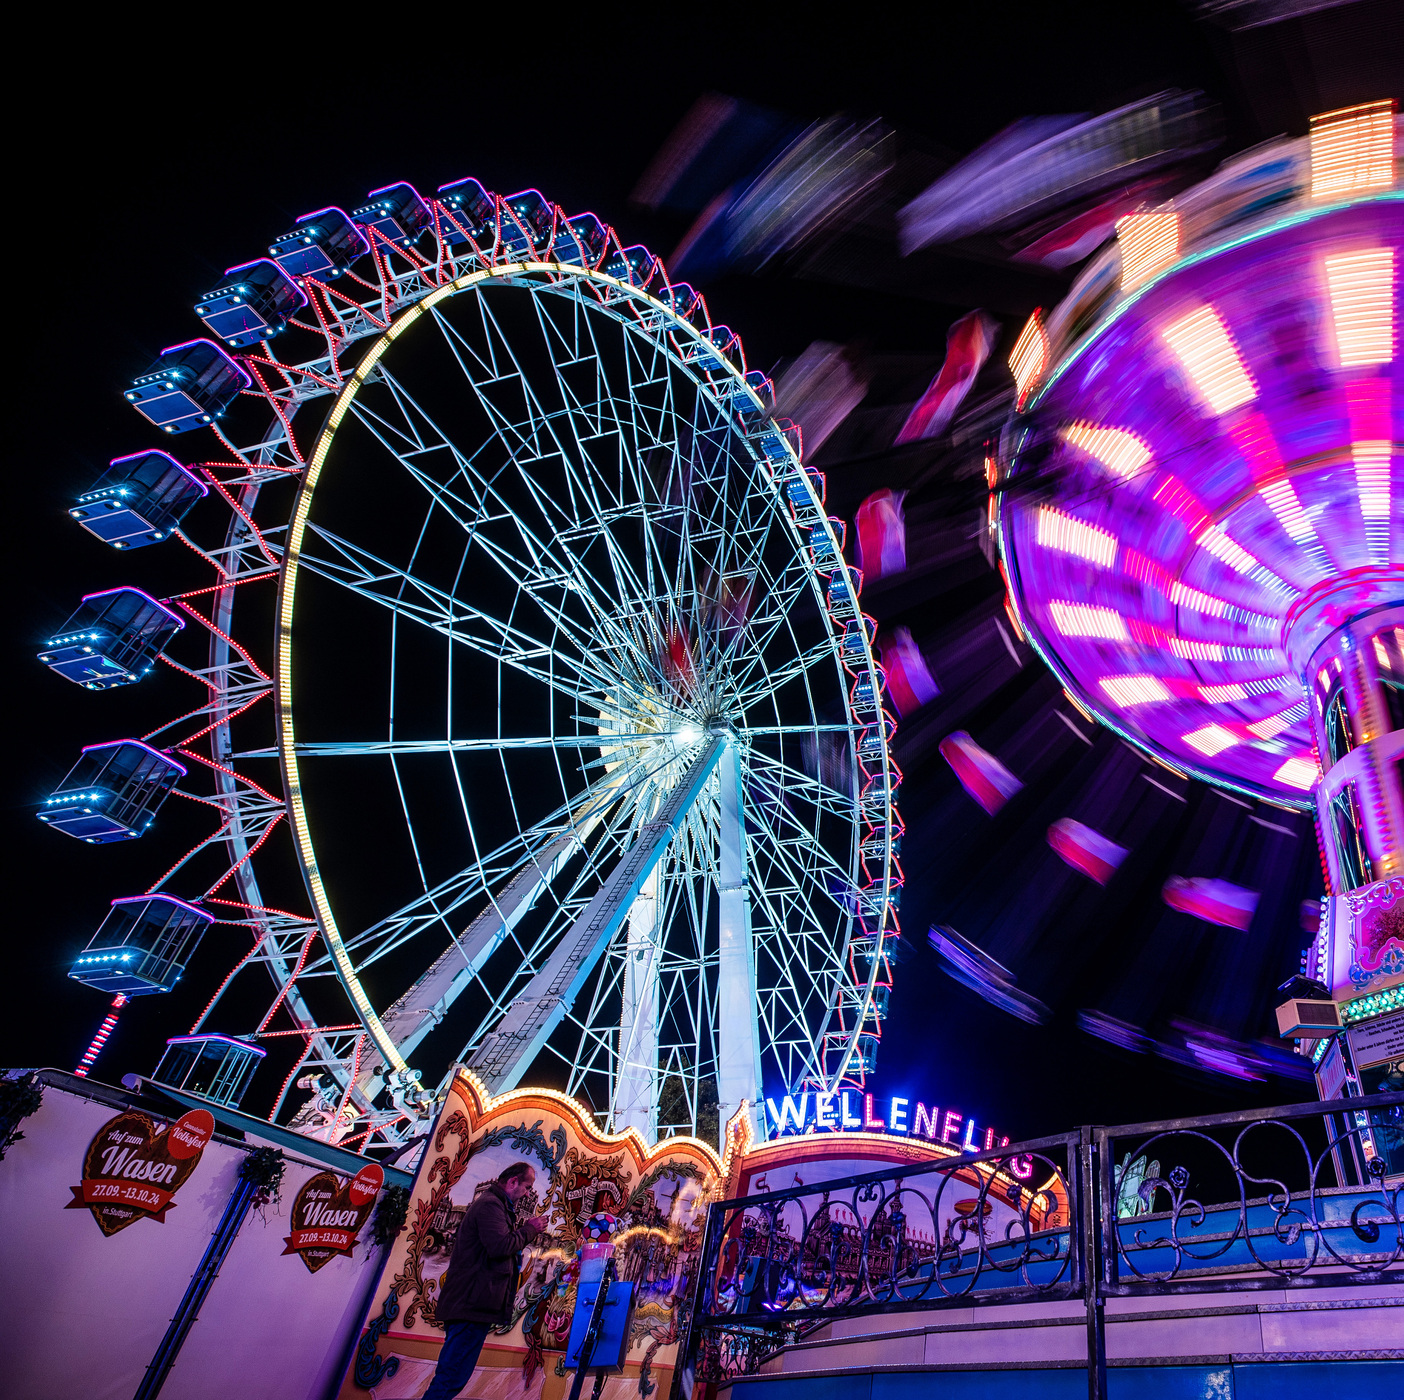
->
[133, 1171, 259, 1400]
[1079, 1126, 1107, 1400]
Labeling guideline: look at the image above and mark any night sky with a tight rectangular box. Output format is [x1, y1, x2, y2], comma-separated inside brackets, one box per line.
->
[8, 4, 1401, 1142]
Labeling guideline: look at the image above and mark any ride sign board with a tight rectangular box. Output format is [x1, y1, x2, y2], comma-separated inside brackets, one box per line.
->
[283, 1162, 384, 1272]
[66, 1106, 214, 1235]
[763, 1091, 1023, 1169]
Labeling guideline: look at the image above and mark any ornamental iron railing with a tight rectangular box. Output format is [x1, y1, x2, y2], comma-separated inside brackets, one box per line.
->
[673, 1090, 1404, 1400]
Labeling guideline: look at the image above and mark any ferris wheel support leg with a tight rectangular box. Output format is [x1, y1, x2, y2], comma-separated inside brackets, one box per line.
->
[610, 867, 661, 1140]
[716, 736, 762, 1140]
[467, 736, 726, 1095]
[356, 827, 588, 1103]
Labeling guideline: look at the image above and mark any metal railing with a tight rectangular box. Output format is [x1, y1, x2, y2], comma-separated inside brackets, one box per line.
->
[674, 1090, 1404, 1400]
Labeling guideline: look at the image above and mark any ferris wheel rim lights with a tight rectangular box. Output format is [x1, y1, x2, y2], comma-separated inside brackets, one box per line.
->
[276, 255, 893, 1083]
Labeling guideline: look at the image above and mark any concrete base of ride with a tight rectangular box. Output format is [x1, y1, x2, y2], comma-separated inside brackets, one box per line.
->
[723, 1282, 1404, 1400]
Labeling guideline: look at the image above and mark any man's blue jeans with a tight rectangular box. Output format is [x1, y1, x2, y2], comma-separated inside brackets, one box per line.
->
[422, 1320, 491, 1399]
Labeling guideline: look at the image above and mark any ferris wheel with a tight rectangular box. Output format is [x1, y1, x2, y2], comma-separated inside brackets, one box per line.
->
[45, 180, 902, 1153]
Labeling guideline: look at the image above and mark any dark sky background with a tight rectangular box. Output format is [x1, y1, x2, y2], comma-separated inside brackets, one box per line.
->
[7, 4, 1400, 1143]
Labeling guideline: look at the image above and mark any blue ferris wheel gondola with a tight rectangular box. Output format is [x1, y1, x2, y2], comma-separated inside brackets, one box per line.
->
[499, 189, 555, 258]
[38, 587, 184, 689]
[69, 894, 214, 995]
[436, 177, 497, 247]
[268, 206, 367, 281]
[353, 182, 432, 250]
[124, 339, 250, 435]
[38, 739, 185, 843]
[601, 243, 660, 289]
[551, 213, 608, 267]
[852, 1032, 880, 1074]
[70, 450, 208, 549]
[152, 1034, 265, 1108]
[194, 259, 306, 349]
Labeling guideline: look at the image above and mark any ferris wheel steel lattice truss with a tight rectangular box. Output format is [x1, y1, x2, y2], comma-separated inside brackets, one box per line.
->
[54, 181, 903, 1155]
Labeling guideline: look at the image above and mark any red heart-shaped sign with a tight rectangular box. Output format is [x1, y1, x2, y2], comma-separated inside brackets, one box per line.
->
[283, 1162, 383, 1272]
[68, 1108, 215, 1236]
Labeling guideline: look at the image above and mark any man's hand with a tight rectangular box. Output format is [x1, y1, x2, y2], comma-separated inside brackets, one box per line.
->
[526, 1214, 548, 1233]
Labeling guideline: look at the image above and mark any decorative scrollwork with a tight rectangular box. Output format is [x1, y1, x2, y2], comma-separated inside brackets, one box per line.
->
[1109, 1108, 1404, 1286]
[353, 1288, 402, 1389]
[681, 1093, 1404, 1389]
[697, 1141, 1073, 1359]
[470, 1118, 567, 1175]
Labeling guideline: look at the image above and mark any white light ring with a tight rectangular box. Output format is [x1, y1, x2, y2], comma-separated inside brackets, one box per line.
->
[275, 259, 893, 1083]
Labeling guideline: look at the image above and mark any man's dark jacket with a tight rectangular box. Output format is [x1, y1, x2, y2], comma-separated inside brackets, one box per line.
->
[437, 1181, 543, 1324]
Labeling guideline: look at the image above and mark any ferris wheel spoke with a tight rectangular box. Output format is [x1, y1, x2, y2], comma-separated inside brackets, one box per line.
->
[729, 638, 842, 713]
[297, 525, 622, 707]
[363, 376, 670, 692]
[321, 772, 632, 981]
[436, 735, 708, 1013]
[719, 562, 829, 700]
[358, 351, 665, 679]
[598, 327, 708, 611]
[349, 372, 639, 670]
[744, 807, 870, 1092]
[462, 735, 726, 1092]
[285, 733, 667, 757]
[464, 296, 675, 605]
[743, 787, 856, 898]
[743, 723, 855, 736]
[745, 745, 860, 825]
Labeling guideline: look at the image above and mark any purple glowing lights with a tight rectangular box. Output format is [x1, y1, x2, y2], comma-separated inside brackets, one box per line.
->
[999, 194, 1400, 805]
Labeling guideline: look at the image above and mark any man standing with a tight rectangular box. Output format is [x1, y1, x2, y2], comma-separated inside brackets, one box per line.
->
[423, 1162, 548, 1400]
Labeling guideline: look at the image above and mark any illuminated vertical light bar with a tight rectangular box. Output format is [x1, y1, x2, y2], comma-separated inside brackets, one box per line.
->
[74, 994, 127, 1077]
[1325, 247, 1395, 367]
[1309, 100, 1396, 200]
[1117, 208, 1180, 290]
[1163, 306, 1257, 414]
[1348, 378, 1393, 562]
[1353, 441, 1391, 560]
[1036, 505, 1118, 565]
[1062, 422, 1152, 479]
[1009, 309, 1048, 407]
